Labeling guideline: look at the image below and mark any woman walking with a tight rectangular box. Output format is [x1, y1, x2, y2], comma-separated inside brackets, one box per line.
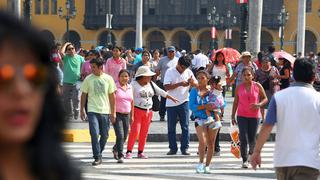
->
[231, 67, 268, 168]
[125, 66, 178, 159]
[189, 70, 219, 174]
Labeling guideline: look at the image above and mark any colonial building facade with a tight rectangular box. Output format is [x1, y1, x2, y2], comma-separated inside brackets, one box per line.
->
[0, 0, 319, 54]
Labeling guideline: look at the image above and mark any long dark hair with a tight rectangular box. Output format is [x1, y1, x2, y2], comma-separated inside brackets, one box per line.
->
[0, 12, 80, 180]
[214, 51, 226, 65]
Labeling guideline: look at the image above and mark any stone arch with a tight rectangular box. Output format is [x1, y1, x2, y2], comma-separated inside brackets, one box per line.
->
[145, 31, 165, 50]
[40, 30, 55, 49]
[261, 30, 274, 52]
[197, 30, 211, 52]
[122, 31, 136, 49]
[97, 31, 116, 47]
[171, 31, 192, 52]
[63, 30, 81, 50]
[292, 29, 318, 55]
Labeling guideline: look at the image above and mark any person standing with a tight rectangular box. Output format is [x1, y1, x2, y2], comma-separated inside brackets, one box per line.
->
[251, 59, 320, 180]
[231, 67, 268, 168]
[164, 56, 197, 155]
[275, 57, 292, 90]
[155, 46, 179, 121]
[80, 58, 116, 166]
[60, 42, 85, 120]
[104, 46, 126, 82]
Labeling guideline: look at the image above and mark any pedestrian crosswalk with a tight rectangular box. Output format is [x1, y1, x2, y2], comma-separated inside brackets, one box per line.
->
[64, 142, 277, 180]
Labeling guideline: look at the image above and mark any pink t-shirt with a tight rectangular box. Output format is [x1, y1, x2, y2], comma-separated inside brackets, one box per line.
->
[115, 82, 133, 114]
[104, 57, 126, 82]
[81, 60, 91, 80]
[237, 82, 260, 118]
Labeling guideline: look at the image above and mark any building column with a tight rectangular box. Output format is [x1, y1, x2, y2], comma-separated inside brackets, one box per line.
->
[135, 0, 143, 48]
[191, 39, 198, 52]
[297, 0, 306, 56]
[247, 0, 263, 56]
[165, 40, 172, 48]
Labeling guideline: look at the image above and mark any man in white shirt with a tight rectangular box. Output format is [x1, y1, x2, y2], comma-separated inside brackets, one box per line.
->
[251, 59, 320, 180]
[163, 56, 197, 155]
[191, 49, 210, 73]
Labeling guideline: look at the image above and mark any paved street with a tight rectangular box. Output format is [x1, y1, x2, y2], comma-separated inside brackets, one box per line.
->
[65, 142, 277, 180]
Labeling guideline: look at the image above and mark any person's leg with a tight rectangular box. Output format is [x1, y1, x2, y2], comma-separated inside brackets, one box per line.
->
[247, 118, 259, 156]
[120, 114, 130, 158]
[167, 106, 178, 153]
[72, 83, 80, 119]
[195, 123, 206, 173]
[158, 82, 166, 121]
[222, 85, 226, 98]
[138, 110, 153, 154]
[290, 166, 320, 180]
[178, 102, 190, 153]
[113, 113, 123, 157]
[205, 128, 218, 167]
[214, 128, 220, 154]
[87, 112, 101, 159]
[126, 108, 142, 152]
[237, 116, 249, 163]
[98, 114, 109, 155]
[276, 167, 287, 180]
[62, 83, 73, 118]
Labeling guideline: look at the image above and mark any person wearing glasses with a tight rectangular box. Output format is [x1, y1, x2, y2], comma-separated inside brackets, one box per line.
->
[59, 42, 84, 120]
[0, 11, 81, 180]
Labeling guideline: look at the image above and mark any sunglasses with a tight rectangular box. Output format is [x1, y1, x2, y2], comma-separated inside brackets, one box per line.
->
[0, 63, 48, 90]
[67, 47, 75, 51]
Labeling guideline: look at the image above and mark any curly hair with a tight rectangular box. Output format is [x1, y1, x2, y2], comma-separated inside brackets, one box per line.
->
[0, 11, 81, 180]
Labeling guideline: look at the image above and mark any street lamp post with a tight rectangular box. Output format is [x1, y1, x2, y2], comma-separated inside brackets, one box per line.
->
[221, 10, 237, 47]
[106, 0, 113, 46]
[239, 3, 248, 52]
[278, 5, 289, 50]
[58, 0, 76, 42]
[207, 6, 220, 50]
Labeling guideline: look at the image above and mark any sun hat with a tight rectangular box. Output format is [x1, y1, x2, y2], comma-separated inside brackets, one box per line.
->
[240, 51, 253, 58]
[135, 66, 156, 78]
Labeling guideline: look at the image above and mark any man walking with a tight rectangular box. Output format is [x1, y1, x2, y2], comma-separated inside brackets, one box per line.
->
[155, 46, 178, 121]
[251, 59, 320, 179]
[164, 56, 197, 155]
[80, 58, 116, 166]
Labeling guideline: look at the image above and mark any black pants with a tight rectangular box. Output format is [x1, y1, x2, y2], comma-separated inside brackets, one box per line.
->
[113, 113, 130, 158]
[237, 116, 259, 163]
[158, 82, 166, 118]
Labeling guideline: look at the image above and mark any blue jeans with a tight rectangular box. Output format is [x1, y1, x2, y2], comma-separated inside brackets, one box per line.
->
[88, 112, 110, 159]
[113, 113, 130, 158]
[167, 101, 190, 152]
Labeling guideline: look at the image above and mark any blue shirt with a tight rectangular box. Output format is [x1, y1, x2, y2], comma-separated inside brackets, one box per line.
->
[189, 87, 213, 119]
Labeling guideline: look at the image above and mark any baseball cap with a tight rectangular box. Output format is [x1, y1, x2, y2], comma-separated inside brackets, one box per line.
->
[167, 46, 175, 52]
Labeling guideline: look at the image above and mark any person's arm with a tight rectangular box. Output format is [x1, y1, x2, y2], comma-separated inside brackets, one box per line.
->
[80, 92, 87, 121]
[108, 91, 116, 124]
[59, 42, 70, 58]
[231, 85, 239, 125]
[277, 68, 290, 79]
[250, 82, 268, 109]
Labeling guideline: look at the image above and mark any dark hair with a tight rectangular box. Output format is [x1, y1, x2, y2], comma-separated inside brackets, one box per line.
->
[0, 12, 80, 180]
[112, 46, 122, 52]
[268, 46, 275, 53]
[214, 51, 226, 65]
[178, 55, 192, 68]
[257, 52, 263, 62]
[65, 43, 74, 53]
[209, 75, 221, 84]
[118, 69, 130, 77]
[90, 58, 104, 67]
[142, 50, 150, 56]
[241, 66, 255, 76]
[280, 58, 292, 70]
[293, 58, 316, 83]
[196, 70, 209, 79]
[135, 76, 143, 81]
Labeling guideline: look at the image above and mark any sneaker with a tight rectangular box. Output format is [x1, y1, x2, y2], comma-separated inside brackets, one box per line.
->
[92, 158, 102, 166]
[204, 166, 211, 174]
[160, 116, 165, 121]
[181, 150, 191, 155]
[117, 157, 124, 163]
[213, 120, 222, 129]
[196, 163, 205, 173]
[204, 116, 215, 125]
[166, 150, 177, 155]
[112, 149, 118, 160]
[242, 161, 249, 168]
[125, 152, 132, 159]
[137, 153, 148, 159]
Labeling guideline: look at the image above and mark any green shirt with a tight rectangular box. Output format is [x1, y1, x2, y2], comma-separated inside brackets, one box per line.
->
[80, 73, 116, 114]
[62, 54, 84, 84]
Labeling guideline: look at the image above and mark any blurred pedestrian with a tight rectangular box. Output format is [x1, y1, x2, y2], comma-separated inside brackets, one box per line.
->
[0, 11, 81, 180]
[251, 59, 320, 180]
[104, 46, 126, 82]
[275, 56, 292, 90]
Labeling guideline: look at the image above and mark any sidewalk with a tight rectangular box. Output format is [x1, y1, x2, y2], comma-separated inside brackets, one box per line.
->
[63, 93, 276, 142]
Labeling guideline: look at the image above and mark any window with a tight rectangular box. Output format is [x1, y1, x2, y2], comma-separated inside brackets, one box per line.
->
[97, 0, 108, 15]
[170, 0, 183, 15]
[35, 0, 41, 14]
[51, 0, 57, 14]
[200, 8, 207, 15]
[306, 0, 312, 13]
[145, 0, 157, 15]
[120, 0, 135, 15]
[197, 0, 208, 15]
[43, 0, 49, 14]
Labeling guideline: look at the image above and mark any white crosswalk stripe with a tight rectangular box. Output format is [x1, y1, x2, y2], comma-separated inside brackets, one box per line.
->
[64, 142, 277, 180]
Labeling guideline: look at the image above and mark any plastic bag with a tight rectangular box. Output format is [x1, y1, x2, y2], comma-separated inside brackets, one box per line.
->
[229, 124, 239, 143]
[230, 141, 240, 159]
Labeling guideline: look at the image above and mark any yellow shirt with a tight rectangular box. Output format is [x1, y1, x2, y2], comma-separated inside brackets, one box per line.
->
[81, 73, 116, 114]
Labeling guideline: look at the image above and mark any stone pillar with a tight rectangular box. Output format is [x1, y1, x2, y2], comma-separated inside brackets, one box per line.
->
[247, 0, 263, 55]
[297, 0, 306, 56]
[135, 0, 143, 48]
[191, 39, 198, 52]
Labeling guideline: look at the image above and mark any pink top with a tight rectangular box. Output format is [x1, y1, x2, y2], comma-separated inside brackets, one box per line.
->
[237, 82, 260, 118]
[115, 82, 133, 114]
[81, 60, 92, 80]
[104, 57, 126, 82]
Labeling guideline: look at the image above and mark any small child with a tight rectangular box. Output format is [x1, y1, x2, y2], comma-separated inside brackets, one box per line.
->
[203, 76, 225, 129]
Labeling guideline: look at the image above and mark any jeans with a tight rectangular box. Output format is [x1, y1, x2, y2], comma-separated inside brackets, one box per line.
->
[113, 113, 130, 158]
[237, 116, 259, 163]
[167, 101, 190, 152]
[88, 112, 110, 159]
[276, 166, 320, 180]
[62, 83, 80, 119]
[158, 82, 166, 118]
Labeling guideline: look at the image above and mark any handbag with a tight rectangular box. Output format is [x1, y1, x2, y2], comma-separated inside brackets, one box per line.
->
[150, 81, 160, 111]
[229, 123, 240, 159]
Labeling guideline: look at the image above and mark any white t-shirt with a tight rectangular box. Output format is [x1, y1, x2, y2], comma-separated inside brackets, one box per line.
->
[191, 53, 209, 70]
[131, 80, 167, 110]
[212, 65, 228, 86]
[163, 67, 197, 107]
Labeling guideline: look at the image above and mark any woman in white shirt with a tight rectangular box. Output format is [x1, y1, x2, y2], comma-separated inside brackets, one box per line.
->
[125, 66, 178, 159]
